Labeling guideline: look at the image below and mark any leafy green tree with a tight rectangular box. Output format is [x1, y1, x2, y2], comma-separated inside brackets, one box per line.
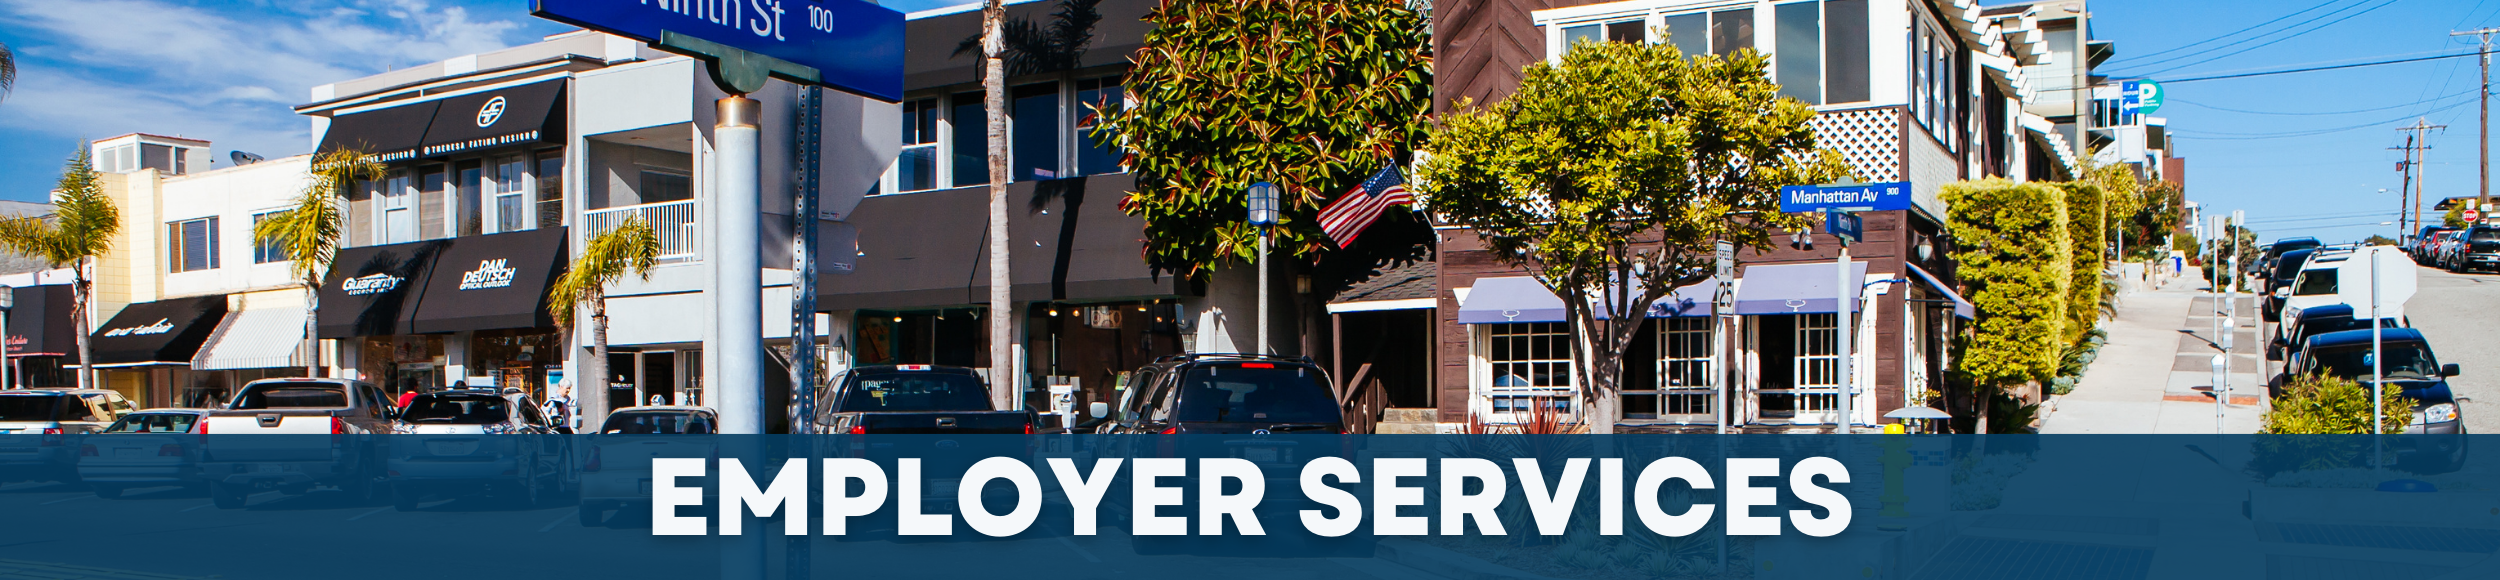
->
[549, 217, 659, 425]
[2363, 234, 2399, 246]
[2445, 204, 2469, 229]
[2124, 179, 2183, 260]
[1420, 38, 1844, 433]
[1941, 179, 2068, 432]
[1100, 0, 1433, 280]
[0, 148, 121, 389]
[253, 149, 383, 377]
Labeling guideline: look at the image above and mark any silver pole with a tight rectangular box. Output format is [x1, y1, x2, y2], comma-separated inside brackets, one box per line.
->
[2371, 250, 2384, 436]
[1, 309, 10, 390]
[1835, 240, 1852, 434]
[714, 95, 766, 435]
[1257, 232, 1269, 355]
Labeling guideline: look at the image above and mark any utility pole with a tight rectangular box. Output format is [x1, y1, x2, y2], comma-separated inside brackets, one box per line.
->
[2399, 118, 2446, 237]
[2392, 135, 2418, 240]
[2453, 28, 2498, 210]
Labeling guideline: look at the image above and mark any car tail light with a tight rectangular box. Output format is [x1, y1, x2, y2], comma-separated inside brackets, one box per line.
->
[847, 425, 865, 435]
[1242, 363, 1275, 369]
[583, 446, 603, 472]
[39, 427, 63, 447]
[1024, 423, 1034, 435]
[331, 417, 350, 435]
[1156, 427, 1176, 458]
[1160, 426, 1176, 435]
[159, 444, 182, 457]
[79, 444, 97, 457]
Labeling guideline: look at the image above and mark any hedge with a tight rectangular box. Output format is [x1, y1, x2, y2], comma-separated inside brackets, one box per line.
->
[2057, 181, 2106, 344]
[1942, 178, 2070, 388]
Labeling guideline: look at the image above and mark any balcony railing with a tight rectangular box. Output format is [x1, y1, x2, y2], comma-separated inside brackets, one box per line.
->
[583, 199, 698, 262]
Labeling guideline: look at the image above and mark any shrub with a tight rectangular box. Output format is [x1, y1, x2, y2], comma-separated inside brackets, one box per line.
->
[1942, 179, 2070, 392]
[2261, 372, 2415, 434]
[2056, 181, 2106, 343]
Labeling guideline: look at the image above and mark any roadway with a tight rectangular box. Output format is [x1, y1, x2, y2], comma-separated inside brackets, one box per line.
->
[2403, 263, 2500, 435]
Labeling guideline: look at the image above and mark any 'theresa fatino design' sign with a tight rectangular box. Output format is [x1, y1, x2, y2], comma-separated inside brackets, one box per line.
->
[342, 273, 404, 296]
[101, 318, 175, 337]
[476, 96, 507, 128]
[458, 259, 519, 291]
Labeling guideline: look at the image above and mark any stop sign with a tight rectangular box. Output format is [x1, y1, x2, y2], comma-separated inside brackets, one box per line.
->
[2470, 209, 2484, 222]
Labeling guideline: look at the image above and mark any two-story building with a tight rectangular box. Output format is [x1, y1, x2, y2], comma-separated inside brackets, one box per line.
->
[1429, 0, 2087, 431]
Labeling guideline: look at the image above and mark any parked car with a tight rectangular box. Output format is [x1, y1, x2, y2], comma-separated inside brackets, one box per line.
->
[2270, 303, 2403, 381]
[2288, 328, 2467, 471]
[196, 378, 396, 509]
[0, 388, 138, 483]
[76, 409, 210, 498]
[2262, 248, 2319, 322]
[806, 365, 1034, 435]
[2258, 237, 2322, 280]
[579, 406, 718, 527]
[2412, 226, 2456, 262]
[1087, 353, 1360, 555]
[2445, 226, 2500, 273]
[385, 389, 571, 511]
[2434, 231, 2469, 270]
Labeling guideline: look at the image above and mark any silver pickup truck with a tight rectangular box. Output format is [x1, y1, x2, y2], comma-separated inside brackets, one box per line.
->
[195, 378, 396, 509]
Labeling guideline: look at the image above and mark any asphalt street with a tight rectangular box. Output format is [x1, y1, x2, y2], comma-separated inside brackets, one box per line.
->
[0, 479, 1440, 580]
[2403, 263, 2500, 436]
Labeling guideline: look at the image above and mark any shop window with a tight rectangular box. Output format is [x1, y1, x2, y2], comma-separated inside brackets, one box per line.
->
[1483, 322, 1573, 418]
[250, 212, 285, 264]
[1073, 76, 1125, 177]
[419, 167, 448, 239]
[950, 90, 988, 188]
[168, 217, 219, 273]
[456, 160, 484, 237]
[1625, 317, 1714, 421]
[899, 98, 940, 192]
[1762, 313, 1840, 418]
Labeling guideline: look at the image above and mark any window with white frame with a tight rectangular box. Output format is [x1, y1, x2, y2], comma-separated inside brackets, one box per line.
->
[888, 74, 1128, 195]
[1910, 5, 1959, 150]
[250, 212, 286, 264]
[1625, 317, 1714, 420]
[1540, 1, 1867, 106]
[1771, 313, 1841, 416]
[169, 217, 219, 273]
[491, 157, 529, 233]
[1484, 322, 1575, 417]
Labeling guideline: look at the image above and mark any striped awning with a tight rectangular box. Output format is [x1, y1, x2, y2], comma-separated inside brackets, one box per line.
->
[192, 304, 310, 371]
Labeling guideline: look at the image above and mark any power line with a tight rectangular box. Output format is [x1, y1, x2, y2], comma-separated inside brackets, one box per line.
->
[2107, 0, 2347, 65]
[2122, 0, 2392, 72]
[2172, 98, 2473, 140]
[2172, 88, 2478, 116]
[2136, 0, 2404, 77]
[2161, 51, 2482, 84]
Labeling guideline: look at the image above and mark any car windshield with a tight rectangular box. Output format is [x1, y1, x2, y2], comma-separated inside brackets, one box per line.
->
[2293, 268, 2338, 296]
[230, 385, 348, 409]
[2272, 253, 2311, 280]
[2298, 318, 2400, 343]
[2472, 229, 2500, 243]
[1171, 365, 1341, 424]
[837, 373, 991, 412]
[0, 395, 65, 422]
[600, 411, 714, 434]
[2309, 343, 2441, 381]
[2277, 240, 2321, 253]
[399, 395, 509, 424]
[104, 413, 198, 433]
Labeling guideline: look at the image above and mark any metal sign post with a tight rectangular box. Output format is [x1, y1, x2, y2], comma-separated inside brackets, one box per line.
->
[1827, 210, 1859, 434]
[1713, 241, 1734, 436]
[0, 284, 11, 390]
[1248, 182, 1279, 354]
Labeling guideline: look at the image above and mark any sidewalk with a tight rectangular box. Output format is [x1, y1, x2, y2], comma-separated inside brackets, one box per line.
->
[2042, 267, 2267, 434]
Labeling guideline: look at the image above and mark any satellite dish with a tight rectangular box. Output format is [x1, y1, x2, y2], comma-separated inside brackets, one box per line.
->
[230, 151, 266, 166]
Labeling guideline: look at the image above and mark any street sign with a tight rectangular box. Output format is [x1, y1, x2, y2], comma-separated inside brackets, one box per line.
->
[1825, 210, 1863, 246]
[1713, 240, 1736, 315]
[2471, 208, 2486, 222]
[1714, 241, 1736, 280]
[2123, 80, 2164, 115]
[532, 0, 905, 101]
[2338, 246, 2416, 313]
[1780, 181, 1913, 213]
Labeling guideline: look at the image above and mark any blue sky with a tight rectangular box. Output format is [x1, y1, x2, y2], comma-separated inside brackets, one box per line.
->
[0, 0, 2487, 244]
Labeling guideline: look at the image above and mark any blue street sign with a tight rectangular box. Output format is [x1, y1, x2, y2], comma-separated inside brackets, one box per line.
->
[1825, 210, 1862, 246]
[533, 0, 904, 102]
[1779, 181, 1913, 213]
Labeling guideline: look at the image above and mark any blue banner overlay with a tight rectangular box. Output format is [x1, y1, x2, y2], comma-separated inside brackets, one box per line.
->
[2, 435, 2494, 579]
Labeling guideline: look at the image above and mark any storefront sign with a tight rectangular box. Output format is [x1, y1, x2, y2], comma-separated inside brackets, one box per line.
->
[458, 259, 520, 290]
[100, 318, 175, 337]
[342, 273, 405, 296]
[476, 96, 508, 128]
[1779, 181, 1913, 213]
[532, 0, 905, 101]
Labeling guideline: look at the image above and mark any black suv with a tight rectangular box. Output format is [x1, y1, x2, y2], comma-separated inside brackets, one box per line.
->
[2448, 226, 2500, 273]
[1091, 353, 1345, 434]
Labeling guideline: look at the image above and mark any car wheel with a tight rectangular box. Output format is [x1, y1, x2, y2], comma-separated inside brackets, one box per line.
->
[392, 485, 423, 512]
[91, 485, 122, 500]
[210, 482, 247, 510]
[580, 500, 611, 527]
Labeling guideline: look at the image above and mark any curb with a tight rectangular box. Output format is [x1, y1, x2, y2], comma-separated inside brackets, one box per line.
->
[1374, 539, 1569, 580]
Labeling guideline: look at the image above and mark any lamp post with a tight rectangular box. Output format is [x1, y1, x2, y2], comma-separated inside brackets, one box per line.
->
[1248, 182, 1279, 355]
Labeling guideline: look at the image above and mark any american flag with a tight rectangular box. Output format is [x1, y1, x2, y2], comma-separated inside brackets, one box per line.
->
[1318, 165, 1413, 248]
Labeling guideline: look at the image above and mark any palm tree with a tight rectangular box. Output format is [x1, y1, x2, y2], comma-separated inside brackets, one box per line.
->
[0, 148, 120, 389]
[2, 40, 17, 104]
[548, 217, 658, 426]
[981, 0, 1013, 410]
[253, 149, 383, 377]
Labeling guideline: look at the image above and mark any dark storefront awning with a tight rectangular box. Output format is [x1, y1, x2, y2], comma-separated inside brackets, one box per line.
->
[1457, 277, 1717, 324]
[410, 227, 567, 334]
[314, 79, 564, 163]
[818, 175, 1185, 310]
[1904, 263, 1977, 319]
[1731, 262, 1874, 315]
[6, 285, 78, 361]
[86, 296, 227, 368]
[318, 239, 448, 339]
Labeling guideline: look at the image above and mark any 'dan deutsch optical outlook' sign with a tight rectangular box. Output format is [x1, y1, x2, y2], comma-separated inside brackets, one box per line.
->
[532, 0, 904, 101]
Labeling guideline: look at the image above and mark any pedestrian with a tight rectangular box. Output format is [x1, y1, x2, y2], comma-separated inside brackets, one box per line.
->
[543, 381, 579, 431]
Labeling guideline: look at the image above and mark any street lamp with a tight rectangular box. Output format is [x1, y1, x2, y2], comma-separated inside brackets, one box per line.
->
[1248, 182, 1279, 355]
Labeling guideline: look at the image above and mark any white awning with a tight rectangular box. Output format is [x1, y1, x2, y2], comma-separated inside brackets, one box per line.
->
[192, 305, 309, 370]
